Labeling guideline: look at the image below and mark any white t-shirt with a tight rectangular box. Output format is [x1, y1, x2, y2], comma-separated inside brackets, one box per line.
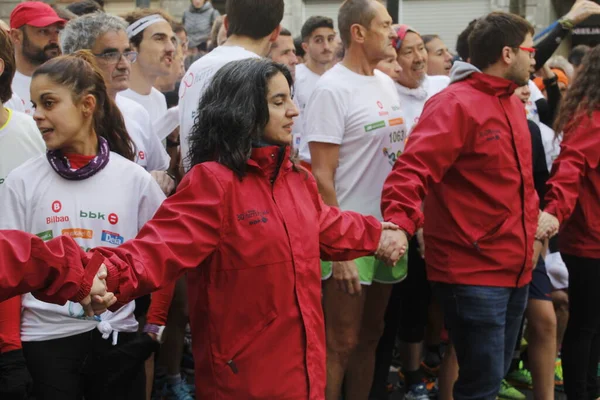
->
[4, 93, 27, 113]
[539, 122, 561, 173]
[11, 71, 33, 116]
[303, 64, 407, 220]
[0, 108, 45, 187]
[394, 75, 450, 133]
[116, 95, 170, 171]
[119, 87, 168, 125]
[293, 63, 322, 163]
[179, 45, 260, 170]
[525, 79, 544, 124]
[0, 153, 165, 342]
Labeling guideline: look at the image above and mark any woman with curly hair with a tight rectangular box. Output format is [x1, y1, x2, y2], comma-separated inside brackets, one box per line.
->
[537, 45, 600, 400]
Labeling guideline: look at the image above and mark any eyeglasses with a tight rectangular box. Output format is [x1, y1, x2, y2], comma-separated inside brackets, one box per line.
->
[518, 46, 536, 58]
[93, 51, 138, 64]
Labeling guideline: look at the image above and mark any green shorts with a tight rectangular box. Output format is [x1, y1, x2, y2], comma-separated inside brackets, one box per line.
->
[321, 253, 408, 285]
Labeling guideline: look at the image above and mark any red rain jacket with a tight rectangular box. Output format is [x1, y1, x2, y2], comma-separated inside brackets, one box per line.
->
[88, 145, 380, 399]
[544, 111, 600, 258]
[382, 71, 539, 288]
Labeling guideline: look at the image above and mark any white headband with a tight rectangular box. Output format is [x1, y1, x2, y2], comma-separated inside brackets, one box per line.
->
[126, 14, 167, 39]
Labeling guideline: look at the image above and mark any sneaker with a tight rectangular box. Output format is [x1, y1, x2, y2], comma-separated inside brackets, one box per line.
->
[505, 361, 533, 389]
[404, 383, 430, 400]
[166, 380, 195, 400]
[498, 379, 526, 400]
[552, 358, 563, 392]
[425, 379, 439, 399]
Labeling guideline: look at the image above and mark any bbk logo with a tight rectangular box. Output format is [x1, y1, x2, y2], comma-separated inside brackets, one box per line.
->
[80, 210, 106, 220]
[52, 201, 62, 213]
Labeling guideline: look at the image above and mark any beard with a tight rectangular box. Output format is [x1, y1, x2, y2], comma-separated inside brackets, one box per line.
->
[22, 31, 61, 66]
[506, 63, 530, 87]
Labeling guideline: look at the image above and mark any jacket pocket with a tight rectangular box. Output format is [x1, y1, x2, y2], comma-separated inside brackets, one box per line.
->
[214, 310, 278, 375]
[471, 218, 509, 252]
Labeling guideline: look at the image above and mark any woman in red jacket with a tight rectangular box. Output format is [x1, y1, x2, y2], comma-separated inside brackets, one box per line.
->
[537, 45, 600, 400]
[0, 58, 405, 399]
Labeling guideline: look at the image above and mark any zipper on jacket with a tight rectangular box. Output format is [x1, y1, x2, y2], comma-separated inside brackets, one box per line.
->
[270, 146, 286, 185]
[227, 359, 239, 374]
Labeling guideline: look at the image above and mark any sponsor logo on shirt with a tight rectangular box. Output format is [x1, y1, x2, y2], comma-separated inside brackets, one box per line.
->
[377, 101, 389, 116]
[36, 230, 54, 241]
[389, 118, 404, 127]
[47, 215, 70, 224]
[478, 129, 501, 142]
[383, 147, 402, 166]
[101, 230, 124, 245]
[237, 209, 270, 225]
[79, 210, 119, 225]
[139, 151, 145, 160]
[62, 228, 93, 239]
[365, 120, 386, 132]
[52, 200, 62, 213]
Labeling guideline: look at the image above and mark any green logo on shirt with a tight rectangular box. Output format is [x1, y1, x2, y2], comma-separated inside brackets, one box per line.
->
[36, 230, 54, 241]
[364, 120, 386, 132]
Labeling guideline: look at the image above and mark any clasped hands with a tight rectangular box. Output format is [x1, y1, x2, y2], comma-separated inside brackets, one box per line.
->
[79, 264, 118, 317]
[375, 222, 409, 266]
[536, 211, 559, 241]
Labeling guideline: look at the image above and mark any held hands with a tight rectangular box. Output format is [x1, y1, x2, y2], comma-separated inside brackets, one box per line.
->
[80, 264, 117, 317]
[375, 222, 408, 266]
[536, 211, 559, 240]
[566, 0, 600, 25]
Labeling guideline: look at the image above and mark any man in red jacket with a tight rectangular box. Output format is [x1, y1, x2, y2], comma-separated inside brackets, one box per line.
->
[381, 12, 539, 400]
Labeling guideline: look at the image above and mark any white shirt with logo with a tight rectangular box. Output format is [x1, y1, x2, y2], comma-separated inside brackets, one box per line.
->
[303, 64, 406, 220]
[0, 108, 45, 188]
[11, 71, 33, 116]
[293, 63, 322, 163]
[4, 93, 27, 114]
[120, 87, 168, 125]
[395, 75, 450, 133]
[525, 79, 544, 124]
[116, 95, 170, 171]
[0, 153, 165, 342]
[179, 45, 260, 170]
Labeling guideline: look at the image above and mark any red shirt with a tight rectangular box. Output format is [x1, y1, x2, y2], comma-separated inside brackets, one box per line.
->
[382, 72, 538, 288]
[544, 110, 600, 258]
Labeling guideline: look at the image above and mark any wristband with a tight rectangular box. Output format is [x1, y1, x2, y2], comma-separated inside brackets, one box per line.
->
[558, 18, 574, 30]
[543, 75, 558, 86]
[143, 324, 166, 343]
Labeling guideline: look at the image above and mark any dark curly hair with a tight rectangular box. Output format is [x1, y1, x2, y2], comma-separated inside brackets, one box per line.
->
[554, 45, 600, 135]
[187, 58, 294, 178]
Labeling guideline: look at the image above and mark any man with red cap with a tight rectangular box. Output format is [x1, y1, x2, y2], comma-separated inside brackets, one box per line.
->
[8, 1, 65, 116]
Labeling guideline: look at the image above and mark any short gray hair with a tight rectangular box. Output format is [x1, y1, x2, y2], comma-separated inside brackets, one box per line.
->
[60, 12, 128, 54]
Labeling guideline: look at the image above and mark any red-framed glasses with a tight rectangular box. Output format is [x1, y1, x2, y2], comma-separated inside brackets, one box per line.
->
[519, 46, 536, 58]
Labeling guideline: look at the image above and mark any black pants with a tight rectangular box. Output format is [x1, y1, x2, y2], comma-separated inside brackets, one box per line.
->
[370, 238, 431, 399]
[562, 253, 600, 400]
[23, 329, 153, 400]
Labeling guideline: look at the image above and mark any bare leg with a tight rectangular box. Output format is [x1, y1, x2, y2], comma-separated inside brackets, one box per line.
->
[526, 299, 557, 400]
[323, 278, 366, 400]
[345, 283, 393, 400]
[438, 342, 458, 400]
[552, 289, 569, 356]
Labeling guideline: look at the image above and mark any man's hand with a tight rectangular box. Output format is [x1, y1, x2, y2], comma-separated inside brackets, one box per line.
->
[375, 227, 408, 266]
[150, 170, 176, 195]
[332, 261, 361, 296]
[80, 264, 117, 317]
[566, 0, 600, 25]
[536, 211, 559, 240]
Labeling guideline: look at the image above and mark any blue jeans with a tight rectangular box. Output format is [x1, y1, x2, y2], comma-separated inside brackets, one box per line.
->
[434, 283, 529, 400]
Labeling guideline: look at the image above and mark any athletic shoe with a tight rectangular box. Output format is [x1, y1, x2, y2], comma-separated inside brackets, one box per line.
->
[555, 358, 564, 392]
[426, 378, 439, 399]
[498, 379, 526, 400]
[166, 380, 195, 400]
[505, 361, 533, 389]
[404, 383, 430, 400]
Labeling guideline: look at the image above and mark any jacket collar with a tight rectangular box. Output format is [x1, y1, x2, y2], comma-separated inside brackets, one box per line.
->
[467, 72, 519, 98]
[247, 145, 292, 180]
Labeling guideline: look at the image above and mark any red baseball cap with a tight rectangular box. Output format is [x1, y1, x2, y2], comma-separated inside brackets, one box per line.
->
[10, 2, 66, 29]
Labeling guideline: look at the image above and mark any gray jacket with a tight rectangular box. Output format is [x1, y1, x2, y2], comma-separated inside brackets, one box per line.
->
[183, 2, 220, 49]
